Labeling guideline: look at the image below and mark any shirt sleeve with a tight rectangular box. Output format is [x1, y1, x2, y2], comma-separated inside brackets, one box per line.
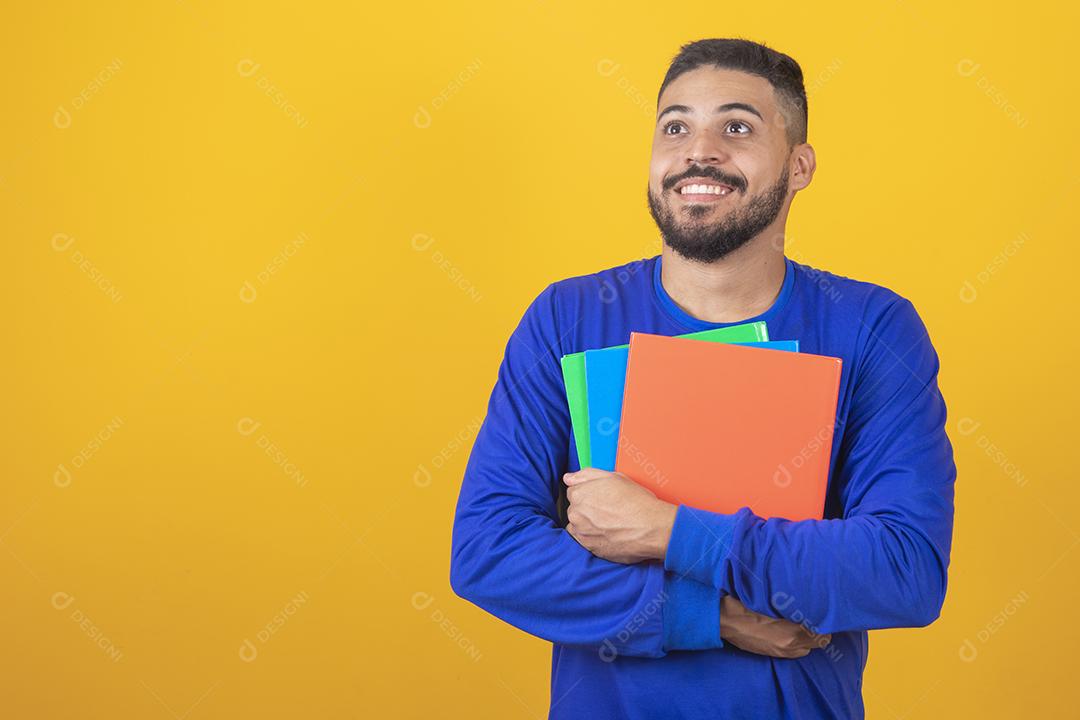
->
[662, 296, 956, 634]
[450, 282, 725, 657]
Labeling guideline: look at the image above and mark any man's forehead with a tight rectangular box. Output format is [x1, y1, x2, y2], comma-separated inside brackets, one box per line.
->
[657, 66, 776, 115]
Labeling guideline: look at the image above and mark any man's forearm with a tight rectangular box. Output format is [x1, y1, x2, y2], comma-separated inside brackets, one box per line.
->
[663, 504, 949, 634]
[451, 502, 724, 656]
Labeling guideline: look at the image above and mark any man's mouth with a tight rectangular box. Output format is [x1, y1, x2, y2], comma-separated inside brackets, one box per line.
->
[671, 177, 737, 201]
[677, 183, 733, 197]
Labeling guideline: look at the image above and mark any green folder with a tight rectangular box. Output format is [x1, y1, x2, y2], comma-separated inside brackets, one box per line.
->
[560, 321, 769, 469]
[560, 352, 592, 467]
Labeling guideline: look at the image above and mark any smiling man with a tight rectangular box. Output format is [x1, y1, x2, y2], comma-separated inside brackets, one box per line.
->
[450, 38, 955, 719]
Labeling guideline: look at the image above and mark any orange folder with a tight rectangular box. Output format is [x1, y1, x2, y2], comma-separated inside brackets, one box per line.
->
[614, 332, 843, 521]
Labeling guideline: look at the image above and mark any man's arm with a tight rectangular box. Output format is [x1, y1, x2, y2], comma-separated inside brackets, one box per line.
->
[449, 283, 724, 658]
[661, 297, 956, 634]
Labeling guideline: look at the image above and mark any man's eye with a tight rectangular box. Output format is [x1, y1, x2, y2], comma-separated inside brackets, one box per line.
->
[663, 121, 686, 135]
[727, 120, 751, 134]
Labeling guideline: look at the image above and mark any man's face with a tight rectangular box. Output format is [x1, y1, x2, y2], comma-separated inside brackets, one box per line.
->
[648, 66, 794, 263]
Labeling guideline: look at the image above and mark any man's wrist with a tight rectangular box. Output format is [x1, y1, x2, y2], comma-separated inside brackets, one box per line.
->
[650, 500, 679, 561]
[663, 504, 745, 588]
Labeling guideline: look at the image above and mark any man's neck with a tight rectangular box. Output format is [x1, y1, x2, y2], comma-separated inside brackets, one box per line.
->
[659, 236, 787, 324]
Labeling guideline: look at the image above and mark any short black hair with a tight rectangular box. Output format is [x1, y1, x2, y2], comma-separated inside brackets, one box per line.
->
[657, 38, 808, 147]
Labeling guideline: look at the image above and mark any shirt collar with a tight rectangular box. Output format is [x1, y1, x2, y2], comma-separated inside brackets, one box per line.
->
[651, 253, 796, 333]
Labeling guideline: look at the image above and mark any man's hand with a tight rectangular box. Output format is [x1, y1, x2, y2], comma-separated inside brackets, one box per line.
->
[562, 468, 677, 564]
[564, 471, 832, 658]
[720, 595, 833, 658]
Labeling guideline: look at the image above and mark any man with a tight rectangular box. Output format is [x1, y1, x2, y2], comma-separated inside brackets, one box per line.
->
[450, 37, 955, 719]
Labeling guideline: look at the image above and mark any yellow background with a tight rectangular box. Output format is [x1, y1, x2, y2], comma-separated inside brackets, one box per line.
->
[2, 1, 1077, 717]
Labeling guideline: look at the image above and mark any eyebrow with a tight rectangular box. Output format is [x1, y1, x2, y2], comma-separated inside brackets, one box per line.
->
[657, 102, 764, 123]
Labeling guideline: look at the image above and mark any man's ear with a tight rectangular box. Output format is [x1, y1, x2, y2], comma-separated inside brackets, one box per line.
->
[789, 143, 817, 192]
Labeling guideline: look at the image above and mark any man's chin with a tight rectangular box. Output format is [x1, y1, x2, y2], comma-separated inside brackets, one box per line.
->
[673, 217, 724, 235]
[682, 207, 717, 221]
[675, 199, 730, 219]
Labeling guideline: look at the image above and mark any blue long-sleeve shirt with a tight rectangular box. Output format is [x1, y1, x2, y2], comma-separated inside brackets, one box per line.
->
[449, 254, 956, 719]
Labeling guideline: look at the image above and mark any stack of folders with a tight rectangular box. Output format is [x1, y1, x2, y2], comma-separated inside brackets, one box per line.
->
[560, 322, 842, 521]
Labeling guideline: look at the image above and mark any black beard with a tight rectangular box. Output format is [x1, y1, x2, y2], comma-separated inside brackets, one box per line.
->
[647, 165, 790, 264]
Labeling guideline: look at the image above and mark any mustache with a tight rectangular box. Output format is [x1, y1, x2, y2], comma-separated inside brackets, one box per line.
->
[663, 166, 746, 193]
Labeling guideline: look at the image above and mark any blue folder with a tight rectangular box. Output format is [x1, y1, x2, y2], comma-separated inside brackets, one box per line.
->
[584, 340, 800, 471]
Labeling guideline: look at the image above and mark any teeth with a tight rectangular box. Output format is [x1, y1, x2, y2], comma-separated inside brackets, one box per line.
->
[679, 184, 730, 195]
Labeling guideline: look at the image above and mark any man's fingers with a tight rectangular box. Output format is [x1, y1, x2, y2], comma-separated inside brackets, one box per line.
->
[563, 468, 606, 486]
[772, 630, 832, 659]
[792, 633, 831, 654]
[801, 629, 832, 647]
[566, 521, 580, 541]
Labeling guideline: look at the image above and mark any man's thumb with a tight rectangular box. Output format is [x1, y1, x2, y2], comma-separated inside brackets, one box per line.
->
[563, 470, 597, 485]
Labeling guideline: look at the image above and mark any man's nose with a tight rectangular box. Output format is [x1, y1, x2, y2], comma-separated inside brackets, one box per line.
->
[686, 127, 730, 165]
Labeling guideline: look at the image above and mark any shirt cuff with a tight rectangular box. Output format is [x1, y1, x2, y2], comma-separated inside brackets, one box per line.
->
[661, 571, 724, 651]
[663, 504, 746, 589]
